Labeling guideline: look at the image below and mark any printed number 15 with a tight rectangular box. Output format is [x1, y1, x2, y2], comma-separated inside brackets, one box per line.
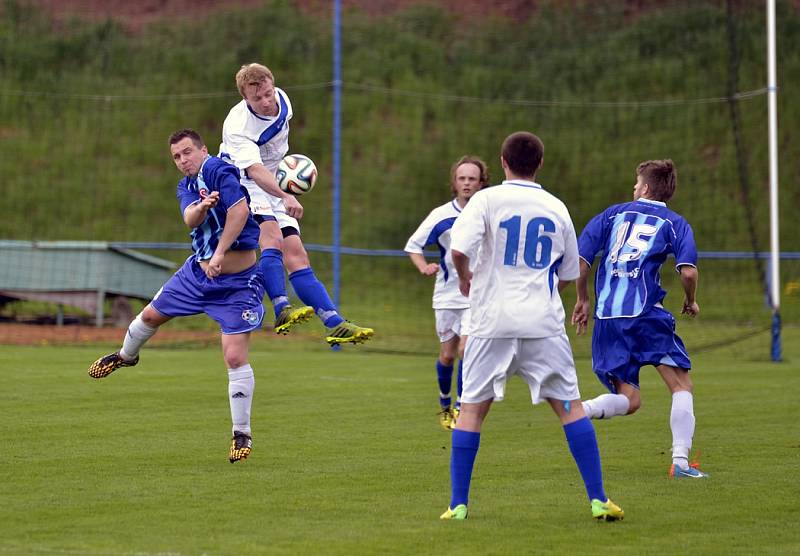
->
[499, 215, 555, 268]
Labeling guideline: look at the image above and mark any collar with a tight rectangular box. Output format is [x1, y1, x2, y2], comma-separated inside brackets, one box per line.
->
[502, 179, 542, 189]
[636, 198, 667, 207]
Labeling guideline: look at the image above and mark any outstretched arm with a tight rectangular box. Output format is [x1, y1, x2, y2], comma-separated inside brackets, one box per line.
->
[408, 252, 439, 276]
[679, 265, 700, 317]
[570, 259, 592, 335]
[246, 162, 304, 220]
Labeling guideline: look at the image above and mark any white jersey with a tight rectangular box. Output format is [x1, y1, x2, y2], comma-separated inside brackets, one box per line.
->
[405, 200, 470, 310]
[219, 86, 292, 182]
[450, 180, 580, 339]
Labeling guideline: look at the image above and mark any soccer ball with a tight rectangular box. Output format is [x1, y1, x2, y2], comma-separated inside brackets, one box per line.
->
[276, 154, 317, 195]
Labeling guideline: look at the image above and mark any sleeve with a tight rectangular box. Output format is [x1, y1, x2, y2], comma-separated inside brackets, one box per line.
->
[577, 210, 608, 266]
[450, 193, 486, 259]
[672, 217, 698, 269]
[222, 119, 263, 171]
[211, 162, 248, 211]
[176, 180, 198, 215]
[558, 210, 581, 281]
[404, 210, 438, 253]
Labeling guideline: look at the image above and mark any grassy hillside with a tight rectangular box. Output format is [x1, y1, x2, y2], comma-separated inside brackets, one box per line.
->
[0, 0, 797, 344]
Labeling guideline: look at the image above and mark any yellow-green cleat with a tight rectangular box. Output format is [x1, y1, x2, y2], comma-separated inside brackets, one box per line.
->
[88, 351, 138, 379]
[274, 305, 314, 335]
[437, 407, 455, 431]
[229, 432, 252, 463]
[325, 321, 374, 345]
[440, 504, 468, 520]
[591, 498, 624, 521]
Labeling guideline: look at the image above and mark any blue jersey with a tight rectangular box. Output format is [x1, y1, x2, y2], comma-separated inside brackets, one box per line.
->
[175, 155, 261, 260]
[578, 198, 697, 319]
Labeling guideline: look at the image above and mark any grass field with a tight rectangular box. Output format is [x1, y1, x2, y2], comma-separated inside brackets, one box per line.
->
[1, 326, 798, 555]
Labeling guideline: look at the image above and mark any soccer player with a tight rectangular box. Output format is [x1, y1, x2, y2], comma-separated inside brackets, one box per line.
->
[88, 129, 265, 463]
[219, 63, 373, 345]
[571, 159, 708, 479]
[441, 132, 624, 521]
[405, 156, 489, 431]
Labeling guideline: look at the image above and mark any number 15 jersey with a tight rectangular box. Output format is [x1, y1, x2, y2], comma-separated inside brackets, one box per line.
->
[578, 198, 697, 320]
[450, 180, 580, 339]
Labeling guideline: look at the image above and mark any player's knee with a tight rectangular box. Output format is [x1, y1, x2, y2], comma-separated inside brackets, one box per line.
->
[139, 307, 164, 328]
[626, 396, 642, 414]
[439, 354, 455, 366]
[284, 248, 310, 272]
[224, 353, 248, 369]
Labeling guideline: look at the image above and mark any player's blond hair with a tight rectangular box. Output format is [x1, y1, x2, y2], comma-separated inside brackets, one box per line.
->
[235, 63, 275, 98]
[450, 155, 490, 197]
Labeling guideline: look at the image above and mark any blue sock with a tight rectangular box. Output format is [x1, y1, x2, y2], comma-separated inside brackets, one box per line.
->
[436, 361, 453, 408]
[260, 248, 289, 317]
[456, 360, 464, 407]
[450, 430, 480, 508]
[288, 267, 344, 327]
[563, 417, 606, 502]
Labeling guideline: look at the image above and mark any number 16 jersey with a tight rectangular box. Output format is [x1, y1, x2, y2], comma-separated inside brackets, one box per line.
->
[578, 198, 697, 320]
[450, 180, 580, 339]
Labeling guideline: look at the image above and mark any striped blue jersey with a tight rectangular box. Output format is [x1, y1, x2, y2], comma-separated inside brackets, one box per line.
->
[175, 155, 261, 260]
[578, 198, 697, 319]
[405, 200, 470, 309]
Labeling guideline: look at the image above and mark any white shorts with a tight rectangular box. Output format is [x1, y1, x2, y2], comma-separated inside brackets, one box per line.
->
[246, 183, 301, 232]
[460, 335, 580, 405]
[434, 308, 471, 343]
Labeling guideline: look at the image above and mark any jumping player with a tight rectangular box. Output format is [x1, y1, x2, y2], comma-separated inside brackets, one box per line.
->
[571, 159, 708, 479]
[219, 63, 373, 345]
[405, 156, 489, 430]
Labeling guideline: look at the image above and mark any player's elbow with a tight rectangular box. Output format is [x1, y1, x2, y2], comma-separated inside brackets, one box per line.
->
[679, 264, 698, 283]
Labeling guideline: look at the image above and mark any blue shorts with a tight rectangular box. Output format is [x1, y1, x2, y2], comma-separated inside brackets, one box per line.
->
[591, 306, 691, 393]
[151, 256, 265, 335]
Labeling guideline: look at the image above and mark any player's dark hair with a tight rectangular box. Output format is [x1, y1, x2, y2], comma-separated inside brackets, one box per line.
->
[501, 132, 544, 178]
[450, 155, 490, 197]
[636, 159, 677, 201]
[168, 129, 204, 149]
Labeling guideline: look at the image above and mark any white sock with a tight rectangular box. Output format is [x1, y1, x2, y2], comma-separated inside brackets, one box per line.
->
[670, 390, 695, 469]
[120, 314, 157, 360]
[228, 364, 255, 436]
[582, 394, 630, 419]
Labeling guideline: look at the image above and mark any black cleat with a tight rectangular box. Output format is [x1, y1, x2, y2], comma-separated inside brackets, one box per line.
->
[88, 352, 139, 379]
[229, 432, 252, 463]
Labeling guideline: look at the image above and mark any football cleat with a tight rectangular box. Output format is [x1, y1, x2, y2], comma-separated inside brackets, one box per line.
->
[229, 432, 252, 463]
[669, 462, 709, 478]
[591, 498, 624, 521]
[440, 504, 468, 520]
[88, 351, 139, 379]
[437, 407, 455, 431]
[325, 321, 374, 346]
[274, 305, 314, 335]
[451, 406, 460, 430]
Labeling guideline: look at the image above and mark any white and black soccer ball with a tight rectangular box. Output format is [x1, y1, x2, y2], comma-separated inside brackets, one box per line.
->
[276, 154, 317, 195]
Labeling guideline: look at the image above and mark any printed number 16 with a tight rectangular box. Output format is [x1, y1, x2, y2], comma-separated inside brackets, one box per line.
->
[499, 215, 555, 268]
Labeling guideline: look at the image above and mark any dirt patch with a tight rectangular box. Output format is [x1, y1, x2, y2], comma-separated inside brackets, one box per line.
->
[0, 323, 219, 346]
[21, 0, 543, 31]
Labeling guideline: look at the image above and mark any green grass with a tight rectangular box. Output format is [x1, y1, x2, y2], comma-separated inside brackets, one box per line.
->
[1, 328, 798, 555]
